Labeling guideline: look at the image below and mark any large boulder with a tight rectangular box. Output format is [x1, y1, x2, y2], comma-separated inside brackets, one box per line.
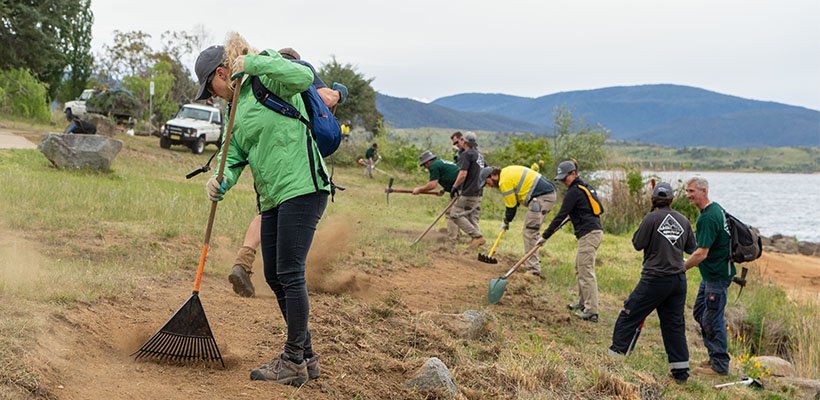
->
[84, 113, 116, 136]
[750, 356, 795, 377]
[38, 133, 123, 171]
[797, 241, 819, 257]
[404, 357, 458, 399]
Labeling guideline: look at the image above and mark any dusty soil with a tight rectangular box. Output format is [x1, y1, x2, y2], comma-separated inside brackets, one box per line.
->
[7, 221, 819, 399]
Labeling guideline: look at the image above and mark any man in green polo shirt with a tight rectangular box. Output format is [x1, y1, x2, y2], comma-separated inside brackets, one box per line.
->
[683, 176, 735, 376]
[413, 150, 461, 241]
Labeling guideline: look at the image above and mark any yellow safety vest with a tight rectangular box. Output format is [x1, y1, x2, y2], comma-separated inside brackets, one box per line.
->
[498, 166, 542, 208]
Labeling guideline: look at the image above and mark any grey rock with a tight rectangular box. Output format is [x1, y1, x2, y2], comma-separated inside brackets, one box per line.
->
[418, 309, 496, 340]
[798, 241, 819, 257]
[404, 357, 457, 399]
[776, 377, 820, 397]
[84, 113, 116, 136]
[38, 133, 123, 171]
[751, 356, 795, 377]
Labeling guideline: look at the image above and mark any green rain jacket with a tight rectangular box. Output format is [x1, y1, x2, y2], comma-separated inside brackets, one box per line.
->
[214, 50, 330, 211]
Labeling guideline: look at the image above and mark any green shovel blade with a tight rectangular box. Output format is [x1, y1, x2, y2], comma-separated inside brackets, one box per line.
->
[487, 277, 508, 304]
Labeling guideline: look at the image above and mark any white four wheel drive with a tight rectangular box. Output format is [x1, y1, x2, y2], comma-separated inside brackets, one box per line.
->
[63, 89, 95, 118]
[160, 104, 223, 154]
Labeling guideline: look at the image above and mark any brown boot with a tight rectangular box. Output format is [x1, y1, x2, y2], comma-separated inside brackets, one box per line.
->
[250, 353, 308, 386]
[306, 355, 320, 379]
[228, 265, 255, 297]
[469, 236, 486, 248]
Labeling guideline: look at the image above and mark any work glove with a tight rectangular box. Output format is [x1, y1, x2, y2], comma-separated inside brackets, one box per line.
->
[450, 187, 460, 198]
[332, 82, 349, 104]
[501, 220, 510, 231]
[206, 177, 227, 201]
[230, 55, 246, 80]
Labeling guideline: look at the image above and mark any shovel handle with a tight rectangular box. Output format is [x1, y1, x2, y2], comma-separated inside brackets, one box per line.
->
[194, 77, 242, 294]
[411, 195, 459, 246]
[486, 229, 505, 258]
[499, 242, 542, 280]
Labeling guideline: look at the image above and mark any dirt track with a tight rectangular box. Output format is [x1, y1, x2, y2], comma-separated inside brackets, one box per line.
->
[0, 127, 37, 149]
[8, 222, 819, 399]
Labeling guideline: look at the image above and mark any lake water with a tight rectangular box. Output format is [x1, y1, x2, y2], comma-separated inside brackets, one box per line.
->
[637, 171, 820, 242]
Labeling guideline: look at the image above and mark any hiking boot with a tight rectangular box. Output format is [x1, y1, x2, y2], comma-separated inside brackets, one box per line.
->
[567, 303, 584, 311]
[693, 366, 727, 376]
[306, 355, 320, 379]
[575, 311, 598, 323]
[228, 265, 255, 297]
[250, 353, 308, 386]
[469, 236, 486, 248]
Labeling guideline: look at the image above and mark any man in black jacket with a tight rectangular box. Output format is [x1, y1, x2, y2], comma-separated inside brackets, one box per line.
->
[608, 182, 696, 383]
[537, 160, 604, 322]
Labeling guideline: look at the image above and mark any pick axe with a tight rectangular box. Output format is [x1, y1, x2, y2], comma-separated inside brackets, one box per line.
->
[385, 178, 445, 204]
[732, 266, 749, 303]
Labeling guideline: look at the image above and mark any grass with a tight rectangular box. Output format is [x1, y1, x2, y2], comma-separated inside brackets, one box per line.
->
[1, 122, 818, 398]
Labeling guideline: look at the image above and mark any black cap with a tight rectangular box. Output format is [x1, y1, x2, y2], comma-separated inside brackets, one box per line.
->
[194, 45, 225, 101]
[652, 182, 674, 200]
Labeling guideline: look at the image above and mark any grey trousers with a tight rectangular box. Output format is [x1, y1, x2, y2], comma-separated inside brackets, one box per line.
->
[522, 192, 557, 273]
[450, 195, 482, 239]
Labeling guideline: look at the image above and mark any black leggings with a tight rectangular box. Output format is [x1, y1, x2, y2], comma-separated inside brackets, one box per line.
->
[260, 191, 328, 362]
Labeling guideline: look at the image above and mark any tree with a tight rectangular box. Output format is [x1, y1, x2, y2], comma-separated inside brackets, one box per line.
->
[122, 61, 177, 125]
[551, 105, 609, 172]
[486, 135, 553, 169]
[58, 0, 94, 102]
[0, 0, 95, 100]
[97, 30, 153, 85]
[317, 57, 383, 134]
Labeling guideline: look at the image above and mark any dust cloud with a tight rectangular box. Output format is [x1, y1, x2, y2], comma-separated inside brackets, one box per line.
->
[0, 234, 44, 297]
[306, 217, 370, 295]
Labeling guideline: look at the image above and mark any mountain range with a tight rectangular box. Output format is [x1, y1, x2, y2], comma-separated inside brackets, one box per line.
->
[375, 84, 820, 147]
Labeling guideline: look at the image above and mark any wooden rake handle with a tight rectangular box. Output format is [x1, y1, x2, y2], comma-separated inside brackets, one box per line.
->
[411, 195, 459, 246]
[193, 78, 242, 294]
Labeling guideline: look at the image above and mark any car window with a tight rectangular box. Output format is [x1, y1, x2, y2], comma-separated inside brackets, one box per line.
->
[211, 112, 221, 124]
[176, 107, 211, 121]
[79, 90, 93, 101]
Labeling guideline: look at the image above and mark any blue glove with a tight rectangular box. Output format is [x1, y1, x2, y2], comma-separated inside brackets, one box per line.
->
[206, 177, 227, 201]
[332, 82, 349, 104]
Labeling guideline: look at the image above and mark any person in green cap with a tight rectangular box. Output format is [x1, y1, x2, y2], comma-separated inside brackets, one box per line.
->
[413, 150, 461, 241]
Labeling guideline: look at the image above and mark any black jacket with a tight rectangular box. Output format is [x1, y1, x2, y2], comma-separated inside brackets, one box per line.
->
[542, 177, 603, 239]
[632, 206, 697, 277]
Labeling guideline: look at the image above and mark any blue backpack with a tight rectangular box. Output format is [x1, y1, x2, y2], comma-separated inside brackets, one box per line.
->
[249, 76, 341, 158]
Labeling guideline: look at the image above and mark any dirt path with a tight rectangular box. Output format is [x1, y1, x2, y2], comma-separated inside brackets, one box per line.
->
[754, 252, 820, 303]
[0, 127, 37, 149]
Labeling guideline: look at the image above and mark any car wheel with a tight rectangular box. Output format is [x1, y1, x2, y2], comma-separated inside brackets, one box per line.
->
[191, 137, 205, 154]
[65, 108, 73, 119]
[159, 136, 171, 149]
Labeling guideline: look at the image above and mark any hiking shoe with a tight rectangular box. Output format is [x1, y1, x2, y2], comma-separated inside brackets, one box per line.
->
[469, 236, 486, 248]
[306, 355, 320, 379]
[693, 366, 728, 376]
[566, 303, 584, 311]
[250, 353, 308, 386]
[229, 265, 255, 297]
[575, 311, 598, 323]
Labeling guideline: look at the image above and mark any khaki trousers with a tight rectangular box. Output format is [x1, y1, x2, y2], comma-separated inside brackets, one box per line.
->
[575, 230, 603, 314]
[522, 192, 557, 273]
[450, 195, 482, 239]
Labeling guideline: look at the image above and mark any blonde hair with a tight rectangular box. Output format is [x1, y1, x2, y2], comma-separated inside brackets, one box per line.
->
[223, 32, 258, 76]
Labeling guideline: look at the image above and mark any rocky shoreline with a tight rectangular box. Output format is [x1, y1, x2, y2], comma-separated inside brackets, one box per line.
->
[762, 234, 819, 257]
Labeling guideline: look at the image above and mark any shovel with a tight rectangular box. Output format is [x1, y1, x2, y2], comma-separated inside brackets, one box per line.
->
[132, 77, 243, 368]
[478, 229, 505, 264]
[487, 242, 542, 304]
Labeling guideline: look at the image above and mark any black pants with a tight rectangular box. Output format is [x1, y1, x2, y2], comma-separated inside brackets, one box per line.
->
[609, 273, 689, 380]
[260, 191, 328, 363]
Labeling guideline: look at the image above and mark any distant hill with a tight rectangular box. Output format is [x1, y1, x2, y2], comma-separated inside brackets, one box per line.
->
[380, 84, 819, 148]
[376, 93, 543, 133]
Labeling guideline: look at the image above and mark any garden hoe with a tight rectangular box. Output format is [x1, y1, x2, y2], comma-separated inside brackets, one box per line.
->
[132, 78, 243, 368]
[385, 177, 444, 204]
[478, 228, 506, 264]
[411, 194, 459, 246]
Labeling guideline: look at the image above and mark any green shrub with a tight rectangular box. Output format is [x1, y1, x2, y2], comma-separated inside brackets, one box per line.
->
[0, 69, 51, 122]
[601, 168, 650, 235]
[485, 134, 552, 169]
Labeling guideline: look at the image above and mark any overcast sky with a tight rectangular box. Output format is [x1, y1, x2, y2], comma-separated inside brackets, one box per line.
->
[91, 0, 820, 109]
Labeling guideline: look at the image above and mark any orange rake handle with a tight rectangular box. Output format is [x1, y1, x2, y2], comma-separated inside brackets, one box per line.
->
[193, 77, 242, 294]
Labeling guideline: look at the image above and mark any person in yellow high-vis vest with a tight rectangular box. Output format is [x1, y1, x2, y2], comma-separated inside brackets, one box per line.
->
[536, 160, 604, 322]
[481, 165, 557, 276]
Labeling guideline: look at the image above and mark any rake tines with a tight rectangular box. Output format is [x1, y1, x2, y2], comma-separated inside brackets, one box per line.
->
[477, 253, 498, 264]
[132, 293, 224, 368]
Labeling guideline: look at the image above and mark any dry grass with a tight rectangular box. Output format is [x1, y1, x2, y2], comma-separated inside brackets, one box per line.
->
[790, 313, 820, 379]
